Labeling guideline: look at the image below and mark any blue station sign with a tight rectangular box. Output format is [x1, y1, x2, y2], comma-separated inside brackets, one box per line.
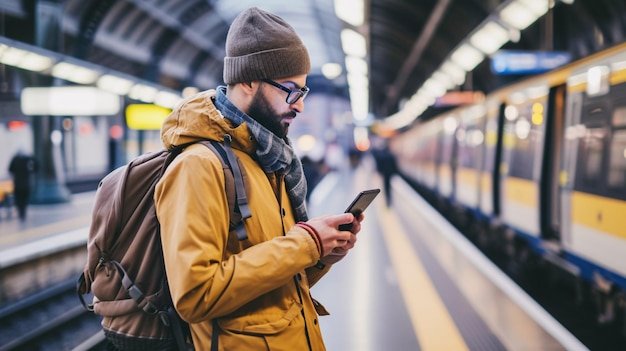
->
[491, 50, 571, 75]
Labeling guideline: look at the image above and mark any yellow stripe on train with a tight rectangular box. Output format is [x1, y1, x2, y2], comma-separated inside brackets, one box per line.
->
[503, 176, 538, 207]
[456, 167, 479, 188]
[571, 191, 626, 240]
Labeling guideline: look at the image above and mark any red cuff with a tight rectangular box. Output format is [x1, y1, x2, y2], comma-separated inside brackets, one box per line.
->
[296, 222, 324, 258]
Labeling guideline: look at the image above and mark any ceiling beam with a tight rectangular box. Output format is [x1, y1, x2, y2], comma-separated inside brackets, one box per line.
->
[384, 0, 452, 114]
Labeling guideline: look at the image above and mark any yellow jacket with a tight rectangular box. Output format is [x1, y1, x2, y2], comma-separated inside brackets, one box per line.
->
[155, 90, 330, 350]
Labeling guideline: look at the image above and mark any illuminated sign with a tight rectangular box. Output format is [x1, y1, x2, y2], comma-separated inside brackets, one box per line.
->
[126, 104, 171, 130]
[21, 87, 121, 116]
[491, 50, 571, 75]
[434, 91, 485, 107]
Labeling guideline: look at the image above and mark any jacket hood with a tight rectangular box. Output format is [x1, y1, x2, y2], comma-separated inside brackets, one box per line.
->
[160, 89, 256, 153]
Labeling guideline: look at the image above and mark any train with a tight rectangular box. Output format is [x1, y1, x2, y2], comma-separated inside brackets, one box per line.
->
[390, 41, 626, 330]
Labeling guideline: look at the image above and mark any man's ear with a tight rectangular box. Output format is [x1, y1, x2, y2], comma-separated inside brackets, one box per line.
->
[229, 81, 257, 112]
[240, 81, 255, 94]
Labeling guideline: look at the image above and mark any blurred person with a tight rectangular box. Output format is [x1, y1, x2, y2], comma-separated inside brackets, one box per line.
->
[301, 155, 323, 201]
[154, 7, 365, 350]
[8, 149, 38, 221]
[373, 147, 397, 206]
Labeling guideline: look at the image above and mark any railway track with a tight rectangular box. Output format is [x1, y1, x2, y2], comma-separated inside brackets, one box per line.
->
[459, 216, 626, 351]
[0, 278, 105, 351]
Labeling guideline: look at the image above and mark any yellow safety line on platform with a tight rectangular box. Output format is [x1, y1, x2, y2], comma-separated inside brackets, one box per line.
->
[0, 215, 91, 246]
[377, 204, 469, 351]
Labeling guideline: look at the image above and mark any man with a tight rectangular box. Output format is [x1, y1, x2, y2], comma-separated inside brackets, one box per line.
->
[154, 7, 363, 351]
[8, 149, 38, 221]
[373, 146, 397, 206]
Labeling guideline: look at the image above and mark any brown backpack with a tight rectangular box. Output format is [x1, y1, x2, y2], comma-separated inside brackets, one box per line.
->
[77, 137, 250, 351]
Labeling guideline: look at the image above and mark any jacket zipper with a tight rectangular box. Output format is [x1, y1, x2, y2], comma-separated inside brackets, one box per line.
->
[277, 174, 314, 351]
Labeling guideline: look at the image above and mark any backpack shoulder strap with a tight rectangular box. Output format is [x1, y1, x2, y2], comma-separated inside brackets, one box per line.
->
[198, 136, 251, 241]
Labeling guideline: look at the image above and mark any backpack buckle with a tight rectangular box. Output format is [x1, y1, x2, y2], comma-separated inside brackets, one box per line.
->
[128, 284, 145, 303]
[143, 301, 159, 314]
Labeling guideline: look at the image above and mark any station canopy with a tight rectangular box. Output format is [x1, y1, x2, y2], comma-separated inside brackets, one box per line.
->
[1, 0, 625, 128]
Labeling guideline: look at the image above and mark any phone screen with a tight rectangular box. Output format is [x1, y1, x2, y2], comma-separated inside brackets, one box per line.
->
[339, 188, 380, 230]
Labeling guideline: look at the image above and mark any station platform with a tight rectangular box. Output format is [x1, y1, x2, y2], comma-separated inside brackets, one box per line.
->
[0, 156, 589, 351]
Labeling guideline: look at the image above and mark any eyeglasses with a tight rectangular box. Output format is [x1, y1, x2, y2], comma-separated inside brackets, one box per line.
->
[262, 79, 310, 104]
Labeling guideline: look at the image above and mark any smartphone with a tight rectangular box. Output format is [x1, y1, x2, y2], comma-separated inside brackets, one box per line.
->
[338, 188, 380, 231]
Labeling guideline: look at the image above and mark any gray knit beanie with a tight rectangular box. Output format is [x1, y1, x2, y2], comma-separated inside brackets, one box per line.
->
[223, 7, 311, 84]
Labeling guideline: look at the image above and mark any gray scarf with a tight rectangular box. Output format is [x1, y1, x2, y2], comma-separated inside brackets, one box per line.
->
[215, 87, 308, 222]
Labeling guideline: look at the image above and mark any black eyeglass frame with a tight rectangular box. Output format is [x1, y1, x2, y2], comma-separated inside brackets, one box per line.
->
[261, 79, 310, 104]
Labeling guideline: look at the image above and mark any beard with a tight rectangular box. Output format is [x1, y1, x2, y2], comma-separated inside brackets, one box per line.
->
[247, 89, 295, 139]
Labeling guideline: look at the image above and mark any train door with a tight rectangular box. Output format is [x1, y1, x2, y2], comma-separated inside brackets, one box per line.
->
[540, 84, 566, 241]
[421, 119, 440, 198]
[436, 114, 457, 205]
[559, 87, 583, 248]
[479, 100, 503, 218]
[499, 84, 549, 242]
[456, 105, 485, 213]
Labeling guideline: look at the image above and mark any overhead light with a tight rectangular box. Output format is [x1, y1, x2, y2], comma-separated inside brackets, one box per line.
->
[450, 43, 484, 72]
[0, 36, 187, 109]
[500, 1, 542, 30]
[20, 52, 55, 71]
[345, 56, 368, 76]
[322, 62, 343, 79]
[97, 74, 134, 95]
[154, 90, 182, 109]
[0, 45, 27, 65]
[431, 70, 455, 90]
[440, 61, 466, 86]
[416, 89, 436, 106]
[470, 21, 510, 55]
[52, 61, 99, 84]
[334, 0, 364, 27]
[519, 0, 549, 16]
[347, 72, 368, 121]
[423, 77, 447, 98]
[0, 45, 55, 72]
[382, 103, 426, 129]
[341, 29, 367, 58]
[417, 85, 437, 101]
[404, 95, 428, 114]
[128, 83, 158, 103]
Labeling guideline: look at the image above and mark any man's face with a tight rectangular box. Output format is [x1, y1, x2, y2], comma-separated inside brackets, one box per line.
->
[247, 75, 307, 139]
[248, 87, 294, 139]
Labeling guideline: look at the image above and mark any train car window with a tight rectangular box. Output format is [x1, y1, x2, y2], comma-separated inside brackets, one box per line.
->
[607, 129, 626, 196]
[458, 127, 479, 168]
[576, 128, 605, 192]
[439, 132, 455, 165]
[573, 81, 626, 198]
[483, 113, 499, 173]
[561, 93, 583, 190]
[580, 103, 608, 125]
[607, 90, 626, 199]
[439, 116, 457, 166]
[507, 101, 545, 181]
[612, 106, 626, 127]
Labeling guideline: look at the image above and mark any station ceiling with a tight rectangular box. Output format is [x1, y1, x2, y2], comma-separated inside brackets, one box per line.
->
[1, 0, 626, 123]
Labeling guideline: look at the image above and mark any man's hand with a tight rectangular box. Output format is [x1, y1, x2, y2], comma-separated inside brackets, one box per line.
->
[305, 212, 364, 265]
